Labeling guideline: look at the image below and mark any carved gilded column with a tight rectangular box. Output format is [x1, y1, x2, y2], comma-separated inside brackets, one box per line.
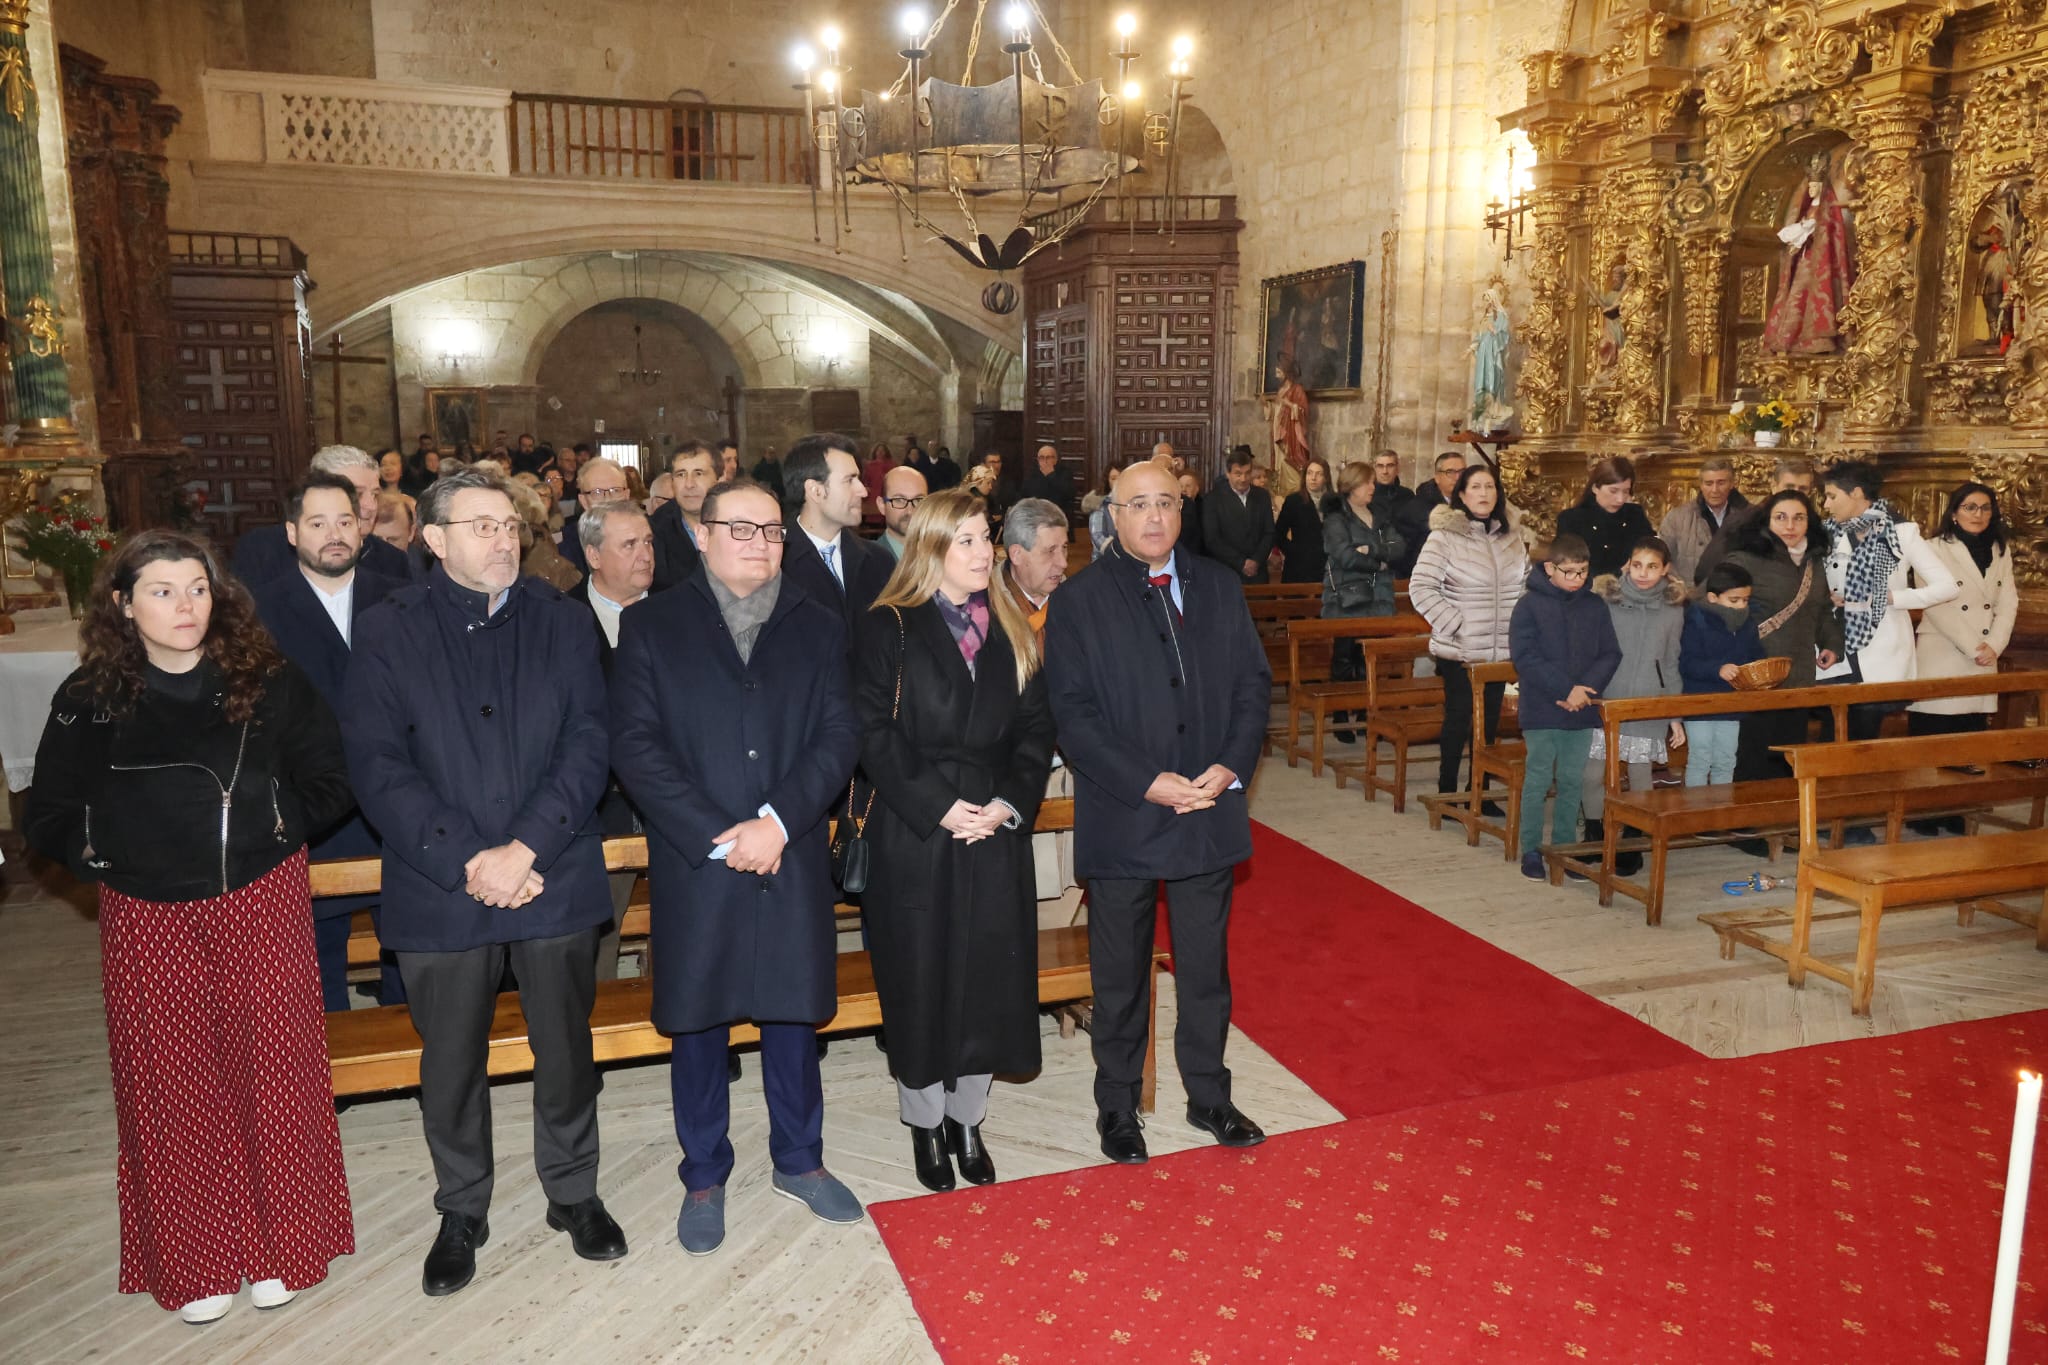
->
[0, 1, 73, 439]
[2006, 102, 2048, 426]
[1838, 93, 1933, 430]
[1612, 164, 1676, 434]
[1517, 186, 1576, 437]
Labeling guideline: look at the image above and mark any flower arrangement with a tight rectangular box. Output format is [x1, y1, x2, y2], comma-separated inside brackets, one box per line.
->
[8, 490, 115, 616]
[1727, 398, 1804, 435]
[1727, 398, 1805, 449]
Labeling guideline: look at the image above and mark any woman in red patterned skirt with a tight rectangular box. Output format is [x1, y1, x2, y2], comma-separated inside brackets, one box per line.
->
[26, 530, 356, 1324]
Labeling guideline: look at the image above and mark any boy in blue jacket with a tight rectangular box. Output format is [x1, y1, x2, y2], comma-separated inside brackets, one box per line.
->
[1677, 561, 1766, 786]
[1510, 533, 1622, 879]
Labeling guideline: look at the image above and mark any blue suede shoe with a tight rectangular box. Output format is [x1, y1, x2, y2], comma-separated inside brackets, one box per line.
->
[676, 1186, 726, 1256]
[770, 1168, 865, 1225]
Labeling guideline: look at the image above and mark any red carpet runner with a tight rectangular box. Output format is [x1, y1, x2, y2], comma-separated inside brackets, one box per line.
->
[1205, 823, 1695, 1117]
[874, 1012, 2048, 1362]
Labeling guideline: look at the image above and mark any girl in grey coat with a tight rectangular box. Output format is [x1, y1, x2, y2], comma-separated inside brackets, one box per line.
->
[1582, 537, 1687, 873]
[1408, 465, 1526, 793]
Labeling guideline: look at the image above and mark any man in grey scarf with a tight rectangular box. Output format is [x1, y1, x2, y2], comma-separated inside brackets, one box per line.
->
[609, 477, 862, 1256]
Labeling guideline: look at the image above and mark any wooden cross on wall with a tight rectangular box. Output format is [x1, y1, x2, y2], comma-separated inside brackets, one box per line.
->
[721, 373, 741, 447]
[313, 334, 389, 444]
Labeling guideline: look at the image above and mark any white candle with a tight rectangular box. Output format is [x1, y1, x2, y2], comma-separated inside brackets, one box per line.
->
[1987, 1070, 2042, 1365]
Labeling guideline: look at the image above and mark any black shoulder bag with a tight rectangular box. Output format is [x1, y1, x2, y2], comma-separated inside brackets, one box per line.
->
[831, 606, 904, 894]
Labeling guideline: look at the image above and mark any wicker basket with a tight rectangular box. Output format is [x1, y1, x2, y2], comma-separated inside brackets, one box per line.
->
[1729, 656, 1792, 692]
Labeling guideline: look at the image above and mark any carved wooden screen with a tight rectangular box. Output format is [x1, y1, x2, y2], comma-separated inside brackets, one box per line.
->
[169, 234, 314, 548]
[1110, 266, 1221, 465]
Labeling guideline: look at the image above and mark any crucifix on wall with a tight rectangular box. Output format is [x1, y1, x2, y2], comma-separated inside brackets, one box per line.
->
[312, 334, 389, 444]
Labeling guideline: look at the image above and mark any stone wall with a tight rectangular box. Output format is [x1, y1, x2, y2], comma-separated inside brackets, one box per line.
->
[532, 300, 727, 455]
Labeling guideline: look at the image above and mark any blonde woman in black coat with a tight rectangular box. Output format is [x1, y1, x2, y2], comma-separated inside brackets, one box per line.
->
[854, 488, 1057, 1192]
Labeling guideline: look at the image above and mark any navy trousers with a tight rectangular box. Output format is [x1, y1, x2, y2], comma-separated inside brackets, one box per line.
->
[671, 1021, 823, 1192]
[313, 907, 407, 1012]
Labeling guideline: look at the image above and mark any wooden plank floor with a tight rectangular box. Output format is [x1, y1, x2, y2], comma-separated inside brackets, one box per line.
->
[5, 751, 2048, 1361]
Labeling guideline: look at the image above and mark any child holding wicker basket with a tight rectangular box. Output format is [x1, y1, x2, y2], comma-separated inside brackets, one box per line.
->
[1678, 560, 1768, 787]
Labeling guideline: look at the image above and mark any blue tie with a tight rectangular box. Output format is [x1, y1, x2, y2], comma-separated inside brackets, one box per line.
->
[821, 541, 843, 590]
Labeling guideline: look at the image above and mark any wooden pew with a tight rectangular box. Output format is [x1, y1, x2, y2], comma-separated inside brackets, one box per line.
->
[1278, 615, 1431, 777]
[1722, 728, 2048, 1015]
[1245, 583, 1325, 683]
[1578, 672, 2048, 926]
[1419, 660, 1525, 857]
[321, 799, 1168, 1110]
[1332, 636, 1442, 811]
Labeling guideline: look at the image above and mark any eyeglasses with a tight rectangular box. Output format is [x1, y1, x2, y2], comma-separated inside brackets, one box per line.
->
[581, 485, 629, 500]
[702, 518, 787, 542]
[881, 495, 925, 510]
[1109, 496, 1179, 515]
[439, 516, 520, 540]
[1549, 564, 1590, 580]
[1957, 501, 1995, 515]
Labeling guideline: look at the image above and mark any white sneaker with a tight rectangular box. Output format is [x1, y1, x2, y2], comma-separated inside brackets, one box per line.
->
[249, 1279, 297, 1309]
[177, 1294, 234, 1324]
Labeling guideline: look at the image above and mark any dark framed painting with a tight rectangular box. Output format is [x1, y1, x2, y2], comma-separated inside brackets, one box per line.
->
[427, 387, 486, 453]
[1260, 262, 1366, 397]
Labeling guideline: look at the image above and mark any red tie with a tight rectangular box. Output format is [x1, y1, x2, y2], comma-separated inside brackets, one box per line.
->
[1147, 573, 1182, 624]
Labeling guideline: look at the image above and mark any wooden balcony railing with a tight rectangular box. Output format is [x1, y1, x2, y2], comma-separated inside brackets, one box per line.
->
[169, 231, 309, 273]
[509, 94, 812, 185]
[1024, 194, 1239, 237]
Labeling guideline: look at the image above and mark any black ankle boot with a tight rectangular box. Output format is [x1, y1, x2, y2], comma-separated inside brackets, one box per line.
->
[910, 1124, 955, 1192]
[944, 1117, 996, 1186]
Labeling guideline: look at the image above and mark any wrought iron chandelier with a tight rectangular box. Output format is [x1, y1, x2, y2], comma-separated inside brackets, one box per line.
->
[791, 4, 1195, 272]
[617, 252, 662, 387]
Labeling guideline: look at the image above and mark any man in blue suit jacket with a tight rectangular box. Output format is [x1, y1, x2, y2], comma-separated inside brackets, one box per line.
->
[235, 443, 414, 585]
[250, 472, 406, 1008]
[344, 464, 627, 1296]
[778, 431, 893, 647]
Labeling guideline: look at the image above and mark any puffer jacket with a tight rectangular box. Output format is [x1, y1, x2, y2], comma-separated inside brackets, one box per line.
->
[1509, 567, 1622, 732]
[1408, 503, 1526, 663]
[1320, 501, 1406, 618]
[1592, 573, 1687, 742]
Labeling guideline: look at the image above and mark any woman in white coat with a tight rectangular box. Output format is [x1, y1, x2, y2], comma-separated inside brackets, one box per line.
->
[1908, 482, 2017, 736]
[1817, 462, 1959, 740]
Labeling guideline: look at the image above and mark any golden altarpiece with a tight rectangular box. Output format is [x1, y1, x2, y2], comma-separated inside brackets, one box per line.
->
[1496, 0, 2048, 625]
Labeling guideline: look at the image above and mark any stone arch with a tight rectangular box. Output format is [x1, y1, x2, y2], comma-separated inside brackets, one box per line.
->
[507, 254, 792, 389]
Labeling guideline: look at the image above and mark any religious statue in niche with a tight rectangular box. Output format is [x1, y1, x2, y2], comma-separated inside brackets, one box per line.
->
[1263, 362, 1312, 471]
[1583, 264, 1627, 387]
[1465, 285, 1515, 436]
[1762, 149, 1857, 355]
[1969, 179, 2030, 355]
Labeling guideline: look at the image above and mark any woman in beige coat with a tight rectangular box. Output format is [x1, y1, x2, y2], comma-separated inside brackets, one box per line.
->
[1908, 482, 2017, 735]
[1408, 464, 1526, 794]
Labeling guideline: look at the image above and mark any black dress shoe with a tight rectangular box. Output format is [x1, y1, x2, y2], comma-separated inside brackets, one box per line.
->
[728, 1051, 743, 1083]
[422, 1211, 489, 1297]
[1187, 1101, 1267, 1148]
[1097, 1110, 1149, 1165]
[910, 1124, 955, 1192]
[944, 1117, 996, 1186]
[546, 1196, 628, 1262]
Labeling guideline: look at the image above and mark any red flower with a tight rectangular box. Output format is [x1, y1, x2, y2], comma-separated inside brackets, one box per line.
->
[95, 538, 113, 552]
[71, 518, 90, 532]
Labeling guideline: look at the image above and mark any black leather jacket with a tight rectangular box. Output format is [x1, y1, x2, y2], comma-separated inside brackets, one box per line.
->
[26, 659, 351, 901]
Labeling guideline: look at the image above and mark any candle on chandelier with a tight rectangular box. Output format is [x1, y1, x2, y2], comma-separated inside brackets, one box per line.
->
[1986, 1069, 2042, 1365]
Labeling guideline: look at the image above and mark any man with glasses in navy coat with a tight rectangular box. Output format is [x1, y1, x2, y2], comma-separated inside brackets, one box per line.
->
[1044, 460, 1272, 1166]
[344, 463, 627, 1298]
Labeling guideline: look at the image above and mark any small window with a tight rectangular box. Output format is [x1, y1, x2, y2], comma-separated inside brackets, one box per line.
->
[599, 441, 643, 473]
